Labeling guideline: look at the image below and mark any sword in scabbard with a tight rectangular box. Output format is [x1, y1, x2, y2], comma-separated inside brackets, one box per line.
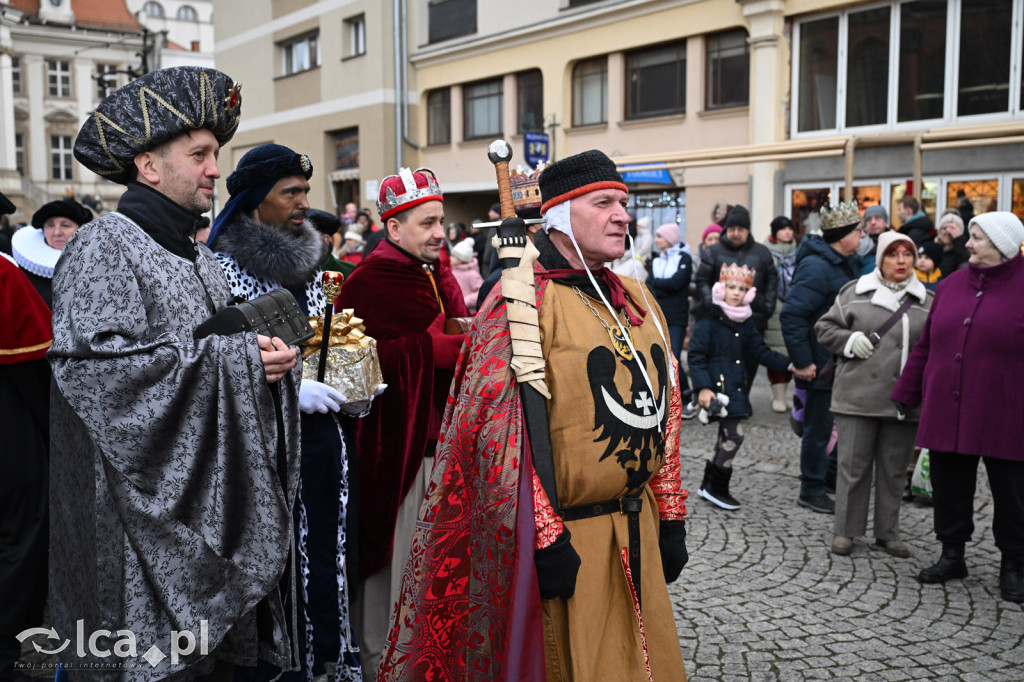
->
[486, 139, 558, 509]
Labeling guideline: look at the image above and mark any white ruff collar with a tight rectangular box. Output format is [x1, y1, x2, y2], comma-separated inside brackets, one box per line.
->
[11, 227, 60, 279]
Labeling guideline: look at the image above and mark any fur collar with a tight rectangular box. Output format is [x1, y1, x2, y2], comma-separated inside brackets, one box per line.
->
[213, 214, 325, 289]
[854, 268, 928, 311]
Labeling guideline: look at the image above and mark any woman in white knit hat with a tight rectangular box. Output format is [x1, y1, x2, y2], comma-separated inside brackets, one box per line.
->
[893, 211, 1024, 603]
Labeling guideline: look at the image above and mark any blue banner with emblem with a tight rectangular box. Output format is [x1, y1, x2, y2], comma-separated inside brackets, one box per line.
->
[620, 163, 674, 185]
[524, 132, 550, 167]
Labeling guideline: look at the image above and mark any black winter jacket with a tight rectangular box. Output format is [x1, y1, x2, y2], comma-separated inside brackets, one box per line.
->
[689, 306, 790, 419]
[938, 232, 969, 278]
[900, 214, 936, 246]
[779, 235, 859, 389]
[645, 247, 692, 325]
[694, 235, 778, 333]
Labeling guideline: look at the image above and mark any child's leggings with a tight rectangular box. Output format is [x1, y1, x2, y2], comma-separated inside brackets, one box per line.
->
[713, 417, 745, 468]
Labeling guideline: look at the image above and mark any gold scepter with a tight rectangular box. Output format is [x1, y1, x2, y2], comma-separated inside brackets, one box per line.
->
[317, 271, 345, 382]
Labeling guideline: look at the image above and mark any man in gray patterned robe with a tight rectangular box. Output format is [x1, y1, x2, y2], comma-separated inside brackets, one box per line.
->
[47, 67, 302, 681]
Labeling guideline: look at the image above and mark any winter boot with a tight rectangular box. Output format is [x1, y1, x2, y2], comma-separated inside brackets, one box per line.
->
[917, 544, 968, 584]
[771, 383, 788, 413]
[698, 461, 741, 510]
[1000, 556, 1024, 603]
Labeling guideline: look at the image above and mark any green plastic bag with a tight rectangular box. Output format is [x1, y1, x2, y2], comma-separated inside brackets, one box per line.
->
[911, 448, 932, 499]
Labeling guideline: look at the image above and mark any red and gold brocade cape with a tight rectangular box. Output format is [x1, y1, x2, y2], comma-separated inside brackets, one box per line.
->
[377, 262, 687, 681]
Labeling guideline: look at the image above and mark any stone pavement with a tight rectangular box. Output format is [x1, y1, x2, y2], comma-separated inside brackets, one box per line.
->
[669, 371, 1024, 681]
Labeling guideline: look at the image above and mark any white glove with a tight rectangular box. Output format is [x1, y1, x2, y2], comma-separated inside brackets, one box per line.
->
[338, 383, 388, 418]
[698, 393, 731, 425]
[849, 331, 875, 359]
[299, 379, 345, 414]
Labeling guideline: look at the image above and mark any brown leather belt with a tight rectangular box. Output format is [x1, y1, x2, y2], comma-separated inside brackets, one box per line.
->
[561, 492, 644, 609]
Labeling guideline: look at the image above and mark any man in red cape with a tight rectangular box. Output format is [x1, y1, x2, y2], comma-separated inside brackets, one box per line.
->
[378, 150, 690, 681]
[337, 167, 469, 678]
[0, 253, 52, 677]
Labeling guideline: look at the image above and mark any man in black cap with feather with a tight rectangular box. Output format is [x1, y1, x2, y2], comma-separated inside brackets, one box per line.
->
[50, 66, 300, 680]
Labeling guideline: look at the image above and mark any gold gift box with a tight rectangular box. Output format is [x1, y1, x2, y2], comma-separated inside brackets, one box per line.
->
[301, 309, 383, 402]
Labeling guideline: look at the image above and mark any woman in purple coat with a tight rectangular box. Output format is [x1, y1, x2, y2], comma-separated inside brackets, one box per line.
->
[892, 211, 1024, 603]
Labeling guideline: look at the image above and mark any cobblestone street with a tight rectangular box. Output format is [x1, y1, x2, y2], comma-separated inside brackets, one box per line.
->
[670, 372, 1024, 681]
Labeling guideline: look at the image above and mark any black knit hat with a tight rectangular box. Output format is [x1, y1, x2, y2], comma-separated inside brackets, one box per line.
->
[226, 144, 313, 196]
[770, 215, 793, 237]
[724, 205, 751, 230]
[539, 149, 627, 215]
[307, 208, 342, 236]
[74, 66, 241, 185]
[918, 241, 943, 266]
[31, 199, 93, 230]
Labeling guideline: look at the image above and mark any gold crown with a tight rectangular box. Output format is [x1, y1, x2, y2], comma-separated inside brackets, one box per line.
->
[510, 163, 545, 211]
[819, 200, 861, 232]
[719, 263, 755, 287]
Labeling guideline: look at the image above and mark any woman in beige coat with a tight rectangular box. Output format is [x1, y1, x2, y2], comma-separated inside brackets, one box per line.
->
[815, 231, 933, 557]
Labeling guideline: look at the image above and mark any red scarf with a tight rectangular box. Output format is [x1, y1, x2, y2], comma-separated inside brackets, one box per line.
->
[539, 267, 648, 326]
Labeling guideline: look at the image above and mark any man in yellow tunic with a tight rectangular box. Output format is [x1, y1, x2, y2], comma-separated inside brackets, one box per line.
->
[378, 150, 689, 682]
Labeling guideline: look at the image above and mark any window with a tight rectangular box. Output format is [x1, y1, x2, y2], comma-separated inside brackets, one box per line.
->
[176, 5, 198, 21]
[897, 1, 947, 123]
[795, 0, 1024, 135]
[143, 1, 164, 18]
[333, 128, 359, 169]
[427, 88, 451, 145]
[47, 59, 72, 98]
[281, 33, 320, 75]
[626, 41, 686, 119]
[50, 135, 73, 181]
[517, 70, 543, 133]
[572, 58, 607, 126]
[345, 14, 366, 57]
[797, 17, 837, 132]
[428, 0, 476, 44]
[568, 0, 604, 6]
[15, 132, 25, 175]
[706, 29, 749, 109]
[958, 0, 1012, 117]
[96, 64, 118, 99]
[463, 79, 502, 140]
[845, 7, 889, 127]
[11, 56, 22, 95]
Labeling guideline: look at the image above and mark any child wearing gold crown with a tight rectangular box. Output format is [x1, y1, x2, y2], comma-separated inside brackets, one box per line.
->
[689, 263, 795, 509]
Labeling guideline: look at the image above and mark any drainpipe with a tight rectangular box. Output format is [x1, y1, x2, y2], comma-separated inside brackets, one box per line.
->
[399, 0, 420, 152]
[393, 0, 402, 169]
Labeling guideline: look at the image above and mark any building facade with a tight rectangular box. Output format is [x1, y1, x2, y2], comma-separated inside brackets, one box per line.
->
[213, 0, 401, 218]
[126, 0, 215, 69]
[0, 0, 158, 221]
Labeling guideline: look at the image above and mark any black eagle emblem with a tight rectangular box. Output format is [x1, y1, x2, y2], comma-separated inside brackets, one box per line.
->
[586, 343, 669, 493]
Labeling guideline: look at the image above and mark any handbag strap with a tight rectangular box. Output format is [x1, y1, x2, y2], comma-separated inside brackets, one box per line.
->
[868, 296, 915, 346]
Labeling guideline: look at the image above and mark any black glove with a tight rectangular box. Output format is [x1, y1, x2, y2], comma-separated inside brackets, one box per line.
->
[892, 400, 909, 421]
[659, 520, 688, 583]
[534, 531, 581, 600]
